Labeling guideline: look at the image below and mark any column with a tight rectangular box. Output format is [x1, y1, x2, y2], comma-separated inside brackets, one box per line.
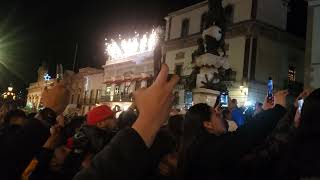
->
[305, 0, 320, 89]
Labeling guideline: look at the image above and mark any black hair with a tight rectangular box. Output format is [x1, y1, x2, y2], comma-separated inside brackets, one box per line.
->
[3, 109, 26, 126]
[117, 109, 138, 130]
[178, 103, 212, 177]
[168, 115, 184, 150]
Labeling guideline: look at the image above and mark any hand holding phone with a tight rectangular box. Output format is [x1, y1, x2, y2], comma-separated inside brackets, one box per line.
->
[267, 77, 273, 103]
[298, 98, 304, 112]
[220, 91, 229, 108]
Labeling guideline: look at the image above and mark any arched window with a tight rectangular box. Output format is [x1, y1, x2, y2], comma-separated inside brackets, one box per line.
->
[200, 12, 208, 32]
[225, 5, 235, 25]
[181, 19, 190, 38]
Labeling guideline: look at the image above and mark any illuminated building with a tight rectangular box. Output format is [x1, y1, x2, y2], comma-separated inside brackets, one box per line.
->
[163, 0, 305, 106]
[99, 29, 160, 111]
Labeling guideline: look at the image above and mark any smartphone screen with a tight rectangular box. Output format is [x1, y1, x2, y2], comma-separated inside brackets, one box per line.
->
[267, 77, 273, 102]
[298, 99, 304, 112]
[220, 91, 229, 108]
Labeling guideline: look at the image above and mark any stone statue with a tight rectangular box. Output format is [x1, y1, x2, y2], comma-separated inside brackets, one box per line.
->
[193, 0, 227, 59]
[192, 38, 205, 63]
[187, 0, 233, 92]
[186, 66, 200, 90]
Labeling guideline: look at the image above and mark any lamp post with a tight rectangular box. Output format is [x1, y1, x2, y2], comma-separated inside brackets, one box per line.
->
[2, 84, 16, 101]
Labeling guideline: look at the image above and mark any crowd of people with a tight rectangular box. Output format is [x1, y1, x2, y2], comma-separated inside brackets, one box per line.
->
[0, 64, 319, 180]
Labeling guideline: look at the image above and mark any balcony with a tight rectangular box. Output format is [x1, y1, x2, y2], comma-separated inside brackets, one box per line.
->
[100, 94, 133, 103]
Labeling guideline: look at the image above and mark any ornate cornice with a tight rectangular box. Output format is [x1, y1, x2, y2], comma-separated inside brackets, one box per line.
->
[164, 20, 305, 52]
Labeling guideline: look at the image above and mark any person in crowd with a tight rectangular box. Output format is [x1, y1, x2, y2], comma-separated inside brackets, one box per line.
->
[72, 105, 117, 155]
[289, 88, 320, 179]
[73, 64, 180, 180]
[0, 102, 17, 125]
[179, 90, 288, 180]
[117, 106, 138, 130]
[229, 99, 245, 127]
[253, 102, 263, 117]
[1, 109, 27, 127]
[0, 81, 70, 180]
[222, 109, 238, 132]
[22, 124, 82, 180]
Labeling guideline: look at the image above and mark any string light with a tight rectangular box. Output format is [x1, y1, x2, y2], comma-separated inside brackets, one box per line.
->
[105, 28, 161, 61]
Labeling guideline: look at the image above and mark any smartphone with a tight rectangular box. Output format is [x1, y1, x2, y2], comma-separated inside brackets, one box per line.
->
[267, 77, 273, 103]
[220, 91, 229, 108]
[298, 98, 304, 112]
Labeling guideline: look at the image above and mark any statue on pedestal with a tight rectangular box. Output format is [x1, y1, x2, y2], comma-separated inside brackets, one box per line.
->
[188, 0, 232, 92]
[192, 0, 227, 61]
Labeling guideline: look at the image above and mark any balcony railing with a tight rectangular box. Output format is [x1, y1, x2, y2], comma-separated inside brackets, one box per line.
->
[100, 94, 133, 103]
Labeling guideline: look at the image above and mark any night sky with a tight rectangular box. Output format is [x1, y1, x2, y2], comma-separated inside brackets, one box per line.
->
[0, 0, 307, 92]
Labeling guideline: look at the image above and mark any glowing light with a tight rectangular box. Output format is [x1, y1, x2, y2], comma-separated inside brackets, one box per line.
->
[105, 28, 161, 60]
[44, 73, 51, 81]
[244, 101, 253, 107]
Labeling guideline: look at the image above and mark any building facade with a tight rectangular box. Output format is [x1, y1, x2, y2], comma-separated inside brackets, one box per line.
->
[99, 52, 154, 112]
[164, 0, 305, 106]
[26, 65, 104, 114]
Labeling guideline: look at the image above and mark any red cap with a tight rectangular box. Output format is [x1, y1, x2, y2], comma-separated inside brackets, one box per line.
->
[87, 105, 114, 126]
[66, 138, 73, 149]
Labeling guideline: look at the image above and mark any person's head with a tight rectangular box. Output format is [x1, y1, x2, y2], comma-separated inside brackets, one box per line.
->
[0, 102, 17, 124]
[231, 99, 238, 107]
[117, 109, 138, 130]
[184, 104, 227, 141]
[255, 102, 263, 113]
[168, 115, 184, 139]
[3, 109, 27, 126]
[87, 105, 116, 130]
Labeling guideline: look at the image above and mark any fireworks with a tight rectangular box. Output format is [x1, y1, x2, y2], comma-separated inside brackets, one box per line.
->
[105, 28, 161, 60]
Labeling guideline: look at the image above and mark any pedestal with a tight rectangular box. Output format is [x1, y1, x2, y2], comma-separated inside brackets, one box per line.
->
[195, 53, 230, 88]
[192, 88, 220, 107]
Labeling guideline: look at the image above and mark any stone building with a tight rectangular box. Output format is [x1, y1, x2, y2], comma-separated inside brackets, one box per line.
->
[163, 0, 305, 107]
[26, 65, 103, 114]
[99, 52, 154, 112]
[305, 0, 320, 89]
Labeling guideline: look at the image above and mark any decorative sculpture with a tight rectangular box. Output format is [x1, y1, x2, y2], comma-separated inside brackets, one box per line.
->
[187, 0, 234, 92]
[193, 0, 227, 60]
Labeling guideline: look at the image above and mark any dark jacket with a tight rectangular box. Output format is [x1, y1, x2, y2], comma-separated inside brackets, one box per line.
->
[0, 118, 50, 180]
[73, 128, 150, 180]
[237, 106, 298, 180]
[183, 105, 287, 180]
[28, 148, 83, 180]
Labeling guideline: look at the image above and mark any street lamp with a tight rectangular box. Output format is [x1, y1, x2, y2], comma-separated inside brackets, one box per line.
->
[2, 84, 16, 100]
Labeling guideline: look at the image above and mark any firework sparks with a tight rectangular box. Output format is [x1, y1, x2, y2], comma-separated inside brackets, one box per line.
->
[105, 28, 161, 60]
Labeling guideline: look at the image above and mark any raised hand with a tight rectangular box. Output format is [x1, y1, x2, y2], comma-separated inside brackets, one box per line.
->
[132, 64, 179, 147]
[263, 90, 289, 110]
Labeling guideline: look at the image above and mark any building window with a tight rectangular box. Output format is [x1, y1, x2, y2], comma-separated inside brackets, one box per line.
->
[89, 90, 94, 104]
[106, 86, 111, 96]
[124, 82, 131, 95]
[95, 90, 99, 104]
[175, 64, 183, 76]
[77, 94, 80, 104]
[114, 85, 120, 95]
[288, 66, 296, 82]
[200, 12, 208, 32]
[225, 5, 235, 25]
[84, 91, 88, 104]
[70, 94, 74, 104]
[181, 19, 190, 38]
